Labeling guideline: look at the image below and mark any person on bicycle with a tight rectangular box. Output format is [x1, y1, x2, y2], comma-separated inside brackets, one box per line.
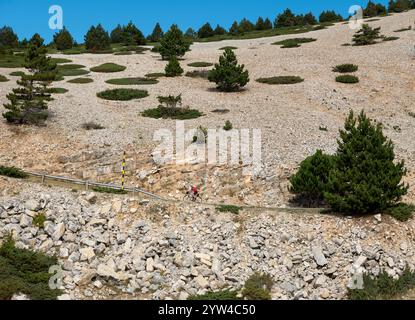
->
[191, 185, 198, 198]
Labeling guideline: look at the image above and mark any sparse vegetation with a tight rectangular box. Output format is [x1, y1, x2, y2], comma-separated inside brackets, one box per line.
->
[0, 166, 28, 179]
[67, 77, 93, 84]
[0, 75, 8, 82]
[219, 46, 238, 51]
[97, 88, 149, 101]
[216, 205, 241, 215]
[105, 77, 158, 85]
[333, 64, 359, 73]
[256, 76, 304, 85]
[242, 273, 273, 300]
[272, 37, 317, 48]
[188, 62, 213, 67]
[92, 187, 128, 194]
[223, 120, 233, 131]
[384, 204, 415, 222]
[142, 95, 202, 120]
[90, 63, 126, 73]
[382, 36, 400, 42]
[394, 26, 412, 32]
[0, 235, 62, 300]
[145, 72, 165, 79]
[82, 122, 105, 130]
[185, 70, 210, 79]
[33, 212, 46, 228]
[46, 87, 68, 94]
[335, 75, 359, 84]
[348, 267, 415, 300]
[9, 71, 25, 77]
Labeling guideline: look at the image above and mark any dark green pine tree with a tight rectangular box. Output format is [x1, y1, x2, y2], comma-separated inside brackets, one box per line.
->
[122, 21, 146, 45]
[255, 17, 266, 30]
[0, 26, 19, 49]
[84, 24, 111, 52]
[239, 18, 255, 32]
[263, 18, 273, 30]
[324, 111, 408, 214]
[352, 24, 382, 46]
[159, 24, 191, 60]
[110, 24, 124, 43]
[198, 23, 215, 38]
[229, 21, 243, 36]
[3, 35, 57, 125]
[208, 48, 249, 92]
[148, 23, 164, 42]
[214, 25, 227, 36]
[165, 56, 184, 77]
[53, 27, 74, 50]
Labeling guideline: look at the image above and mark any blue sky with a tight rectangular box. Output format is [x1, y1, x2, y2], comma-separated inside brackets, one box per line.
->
[0, 0, 389, 43]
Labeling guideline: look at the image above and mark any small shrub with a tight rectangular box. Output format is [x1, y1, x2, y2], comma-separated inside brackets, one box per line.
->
[348, 267, 415, 300]
[256, 76, 304, 85]
[0, 236, 62, 300]
[335, 75, 359, 84]
[216, 205, 241, 215]
[50, 58, 72, 64]
[352, 24, 382, 46]
[57, 64, 85, 70]
[92, 187, 128, 194]
[105, 77, 158, 85]
[0, 166, 28, 179]
[46, 88, 68, 94]
[90, 63, 126, 73]
[319, 126, 328, 131]
[384, 204, 415, 222]
[408, 112, 415, 118]
[383, 36, 399, 42]
[219, 46, 238, 50]
[145, 72, 165, 79]
[97, 89, 149, 101]
[33, 212, 46, 228]
[333, 64, 359, 73]
[165, 57, 184, 77]
[394, 26, 412, 32]
[114, 51, 133, 56]
[212, 109, 230, 114]
[242, 273, 273, 300]
[9, 71, 25, 77]
[188, 62, 213, 67]
[67, 77, 93, 84]
[142, 107, 202, 120]
[223, 120, 233, 131]
[273, 38, 317, 48]
[188, 290, 241, 300]
[82, 122, 105, 130]
[185, 70, 210, 79]
[0, 75, 9, 82]
[57, 68, 89, 77]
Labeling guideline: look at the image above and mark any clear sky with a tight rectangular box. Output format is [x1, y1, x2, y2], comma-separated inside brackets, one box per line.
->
[0, 0, 389, 43]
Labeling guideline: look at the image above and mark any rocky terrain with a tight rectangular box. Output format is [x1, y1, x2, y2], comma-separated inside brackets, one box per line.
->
[1, 178, 414, 300]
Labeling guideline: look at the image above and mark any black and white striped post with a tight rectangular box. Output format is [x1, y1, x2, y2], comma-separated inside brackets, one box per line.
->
[121, 151, 126, 191]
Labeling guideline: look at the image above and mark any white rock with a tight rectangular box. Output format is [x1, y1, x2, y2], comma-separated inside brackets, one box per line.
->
[80, 247, 95, 261]
[146, 257, 154, 272]
[195, 275, 209, 289]
[25, 199, 40, 211]
[86, 193, 97, 204]
[52, 223, 66, 241]
[353, 256, 367, 268]
[374, 214, 382, 223]
[20, 214, 33, 228]
[312, 246, 327, 267]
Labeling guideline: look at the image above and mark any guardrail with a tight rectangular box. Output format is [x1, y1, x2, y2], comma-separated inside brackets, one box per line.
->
[26, 172, 166, 201]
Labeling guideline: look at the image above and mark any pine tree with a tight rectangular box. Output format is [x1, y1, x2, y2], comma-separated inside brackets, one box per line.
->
[122, 21, 146, 45]
[2, 36, 57, 125]
[185, 28, 197, 39]
[229, 21, 243, 36]
[159, 24, 191, 60]
[324, 111, 408, 214]
[214, 25, 227, 36]
[85, 24, 111, 52]
[263, 18, 273, 30]
[165, 56, 184, 77]
[208, 48, 249, 92]
[0, 26, 18, 48]
[303, 12, 318, 25]
[148, 23, 164, 42]
[352, 24, 382, 46]
[198, 23, 215, 38]
[275, 9, 297, 28]
[256, 17, 266, 30]
[53, 27, 74, 51]
[364, 1, 387, 17]
[239, 18, 255, 32]
[110, 24, 124, 43]
[319, 10, 343, 23]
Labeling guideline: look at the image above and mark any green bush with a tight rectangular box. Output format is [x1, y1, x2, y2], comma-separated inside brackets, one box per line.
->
[90, 63, 126, 73]
[105, 77, 158, 85]
[319, 10, 344, 23]
[333, 64, 359, 73]
[335, 75, 359, 83]
[352, 24, 382, 46]
[145, 72, 165, 79]
[57, 64, 85, 70]
[188, 290, 241, 300]
[82, 122, 105, 130]
[219, 46, 238, 50]
[0, 236, 62, 300]
[114, 51, 133, 56]
[165, 57, 184, 77]
[394, 26, 412, 33]
[9, 71, 25, 77]
[46, 88, 68, 94]
[57, 68, 89, 77]
[382, 36, 399, 42]
[185, 70, 210, 79]
[256, 76, 304, 85]
[290, 150, 336, 207]
[0, 75, 9, 82]
[33, 212, 46, 228]
[324, 111, 408, 214]
[188, 62, 213, 67]
[384, 204, 415, 222]
[216, 205, 241, 214]
[242, 273, 273, 300]
[50, 58, 72, 64]
[273, 38, 317, 48]
[0, 166, 28, 179]
[92, 187, 128, 195]
[142, 107, 202, 120]
[348, 267, 415, 300]
[97, 89, 149, 101]
[67, 77, 93, 84]
[208, 48, 249, 92]
[0, 53, 25, 68]
[224, 120, 233, 131]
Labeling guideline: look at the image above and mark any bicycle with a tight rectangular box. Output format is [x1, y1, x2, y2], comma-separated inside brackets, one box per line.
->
[183, 190, 203, 203]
